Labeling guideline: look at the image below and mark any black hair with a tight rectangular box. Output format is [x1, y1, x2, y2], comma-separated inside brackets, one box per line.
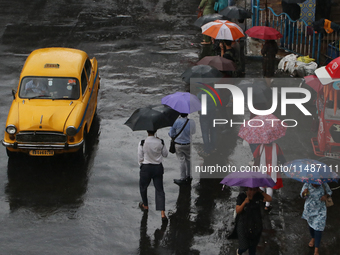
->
[225, 40, 232, 46]
[180, 113, 188, 118]
[147, 130, 156, 135]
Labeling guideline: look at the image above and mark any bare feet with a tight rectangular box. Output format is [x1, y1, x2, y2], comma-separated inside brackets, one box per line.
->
[309, 238, 315, 248]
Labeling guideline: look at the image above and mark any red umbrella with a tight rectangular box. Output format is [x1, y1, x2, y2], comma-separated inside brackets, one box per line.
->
[304, 75, 323, 93]
[245, 26, 283, 40]
[196, 56, 236, 71]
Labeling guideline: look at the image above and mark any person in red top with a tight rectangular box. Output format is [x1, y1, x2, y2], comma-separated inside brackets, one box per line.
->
[253, 143, 286, 210]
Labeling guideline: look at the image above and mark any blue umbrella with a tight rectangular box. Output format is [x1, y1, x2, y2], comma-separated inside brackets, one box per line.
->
[161, 92, 201, 114]
[283, 159, 339, 184]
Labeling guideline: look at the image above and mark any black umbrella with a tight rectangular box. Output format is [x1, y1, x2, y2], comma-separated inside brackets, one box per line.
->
[218, 6, 252, 20]
[124, 104, 180, 131]
[194, 13, 224, 27]
[282, 0, 306, 3]
[181, 65, 224, 84]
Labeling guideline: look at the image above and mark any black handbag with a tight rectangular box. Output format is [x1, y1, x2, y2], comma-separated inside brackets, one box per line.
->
[169, 140, 176, 154]
[169, 119, 189, 154]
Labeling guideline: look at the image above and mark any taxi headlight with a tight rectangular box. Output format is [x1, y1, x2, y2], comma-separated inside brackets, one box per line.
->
[66, 126, 77, 136]
[6, 125, 17, 135]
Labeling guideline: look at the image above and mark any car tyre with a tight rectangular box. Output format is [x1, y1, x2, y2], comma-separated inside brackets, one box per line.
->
[76, 129, 88, 159]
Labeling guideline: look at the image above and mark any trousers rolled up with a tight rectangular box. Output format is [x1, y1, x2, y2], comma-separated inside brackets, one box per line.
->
[175, 144, 191, 179]
[139, 163, 165, 211]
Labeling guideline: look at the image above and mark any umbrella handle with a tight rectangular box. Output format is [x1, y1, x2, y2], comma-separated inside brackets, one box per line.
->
[222, 184, 225, 191]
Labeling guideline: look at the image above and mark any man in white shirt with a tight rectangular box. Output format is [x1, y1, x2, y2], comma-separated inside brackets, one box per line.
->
[138, 130, 168, 222]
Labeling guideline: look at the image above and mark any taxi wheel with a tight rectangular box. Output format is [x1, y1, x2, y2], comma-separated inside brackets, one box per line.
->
[76, 130, 88, 159]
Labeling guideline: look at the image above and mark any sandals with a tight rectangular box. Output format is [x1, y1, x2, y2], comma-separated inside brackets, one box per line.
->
[139, 202, 148, 212]
[309, 239, 315, 248]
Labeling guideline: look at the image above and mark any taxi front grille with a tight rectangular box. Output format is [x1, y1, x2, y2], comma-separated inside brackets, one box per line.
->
[16, 132, 67, 143]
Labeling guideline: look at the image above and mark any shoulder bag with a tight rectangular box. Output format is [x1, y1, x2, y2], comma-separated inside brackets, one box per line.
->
[322, 184, 334, 207]
[169, 119, 189, 154]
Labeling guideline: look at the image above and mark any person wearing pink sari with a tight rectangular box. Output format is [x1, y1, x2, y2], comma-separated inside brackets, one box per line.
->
[253, 143, 285, 210]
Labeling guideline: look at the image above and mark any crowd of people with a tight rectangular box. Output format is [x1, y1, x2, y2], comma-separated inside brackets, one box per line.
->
[134, 2, 334, 255]
[198, 0, 278, 78]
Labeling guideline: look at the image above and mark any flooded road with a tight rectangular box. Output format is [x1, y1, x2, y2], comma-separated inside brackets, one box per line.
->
[0, 1, 340, 255]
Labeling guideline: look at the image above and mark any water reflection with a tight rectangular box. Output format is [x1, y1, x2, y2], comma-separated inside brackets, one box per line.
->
[5, 115, 101, 216]
[166, 185, 198, 254]
[138, 211, 168, 255]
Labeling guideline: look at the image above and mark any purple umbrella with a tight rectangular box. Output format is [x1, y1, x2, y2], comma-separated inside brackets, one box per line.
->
[220, 171, 276, 188]
[161, 92, 201, 114]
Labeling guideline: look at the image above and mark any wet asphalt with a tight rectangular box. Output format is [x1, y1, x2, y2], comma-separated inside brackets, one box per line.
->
[0, 1, 340, 255]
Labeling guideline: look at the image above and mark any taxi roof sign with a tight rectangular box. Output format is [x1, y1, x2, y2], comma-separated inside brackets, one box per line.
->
[44, 63, 60, 68]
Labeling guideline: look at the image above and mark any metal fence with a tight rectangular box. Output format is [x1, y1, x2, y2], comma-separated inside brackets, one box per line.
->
[251, 0, 340, 65]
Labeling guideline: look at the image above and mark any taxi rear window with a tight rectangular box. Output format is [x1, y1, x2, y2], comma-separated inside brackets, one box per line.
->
[19, 77, 80, 100]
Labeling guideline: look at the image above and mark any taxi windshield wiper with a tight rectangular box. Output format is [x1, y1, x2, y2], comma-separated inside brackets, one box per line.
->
[28, 95, 51, 99]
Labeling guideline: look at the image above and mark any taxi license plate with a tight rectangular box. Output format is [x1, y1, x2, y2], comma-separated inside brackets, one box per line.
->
[29, 150, 54, 156]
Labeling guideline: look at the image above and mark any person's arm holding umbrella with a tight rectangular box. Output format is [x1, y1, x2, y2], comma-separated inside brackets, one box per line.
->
[138, 140, 144, 166]
[236, 188, 272, 214]
[161, 139, 168, 158]
[300, 183, 309, 198]
[236, 195, 250, 214]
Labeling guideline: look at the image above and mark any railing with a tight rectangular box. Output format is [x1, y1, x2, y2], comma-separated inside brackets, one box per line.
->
[251, 0, 340, 65]
[322, 32, 340, 64]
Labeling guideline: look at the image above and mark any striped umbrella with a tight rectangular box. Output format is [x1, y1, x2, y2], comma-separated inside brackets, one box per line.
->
[201, 20, 245, 40]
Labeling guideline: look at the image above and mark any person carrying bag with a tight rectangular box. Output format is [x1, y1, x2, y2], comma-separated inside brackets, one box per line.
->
[169, 119, 189, 154]
[168, 114, 196, 185]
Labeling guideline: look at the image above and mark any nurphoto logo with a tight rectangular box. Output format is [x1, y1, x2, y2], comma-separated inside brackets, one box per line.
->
[193, 78, 312, 129]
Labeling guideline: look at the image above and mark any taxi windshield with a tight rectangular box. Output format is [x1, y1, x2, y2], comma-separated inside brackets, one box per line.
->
[19, 77, 80, 100]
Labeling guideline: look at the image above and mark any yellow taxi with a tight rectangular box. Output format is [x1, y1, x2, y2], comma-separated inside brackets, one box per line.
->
[2, 48, 100, 157]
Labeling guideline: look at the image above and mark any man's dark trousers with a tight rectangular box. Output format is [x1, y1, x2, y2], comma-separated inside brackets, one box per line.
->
[139, 163, 165, 211]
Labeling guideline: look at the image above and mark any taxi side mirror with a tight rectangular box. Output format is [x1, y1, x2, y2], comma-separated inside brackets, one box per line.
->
[12, 89, 16, 99]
